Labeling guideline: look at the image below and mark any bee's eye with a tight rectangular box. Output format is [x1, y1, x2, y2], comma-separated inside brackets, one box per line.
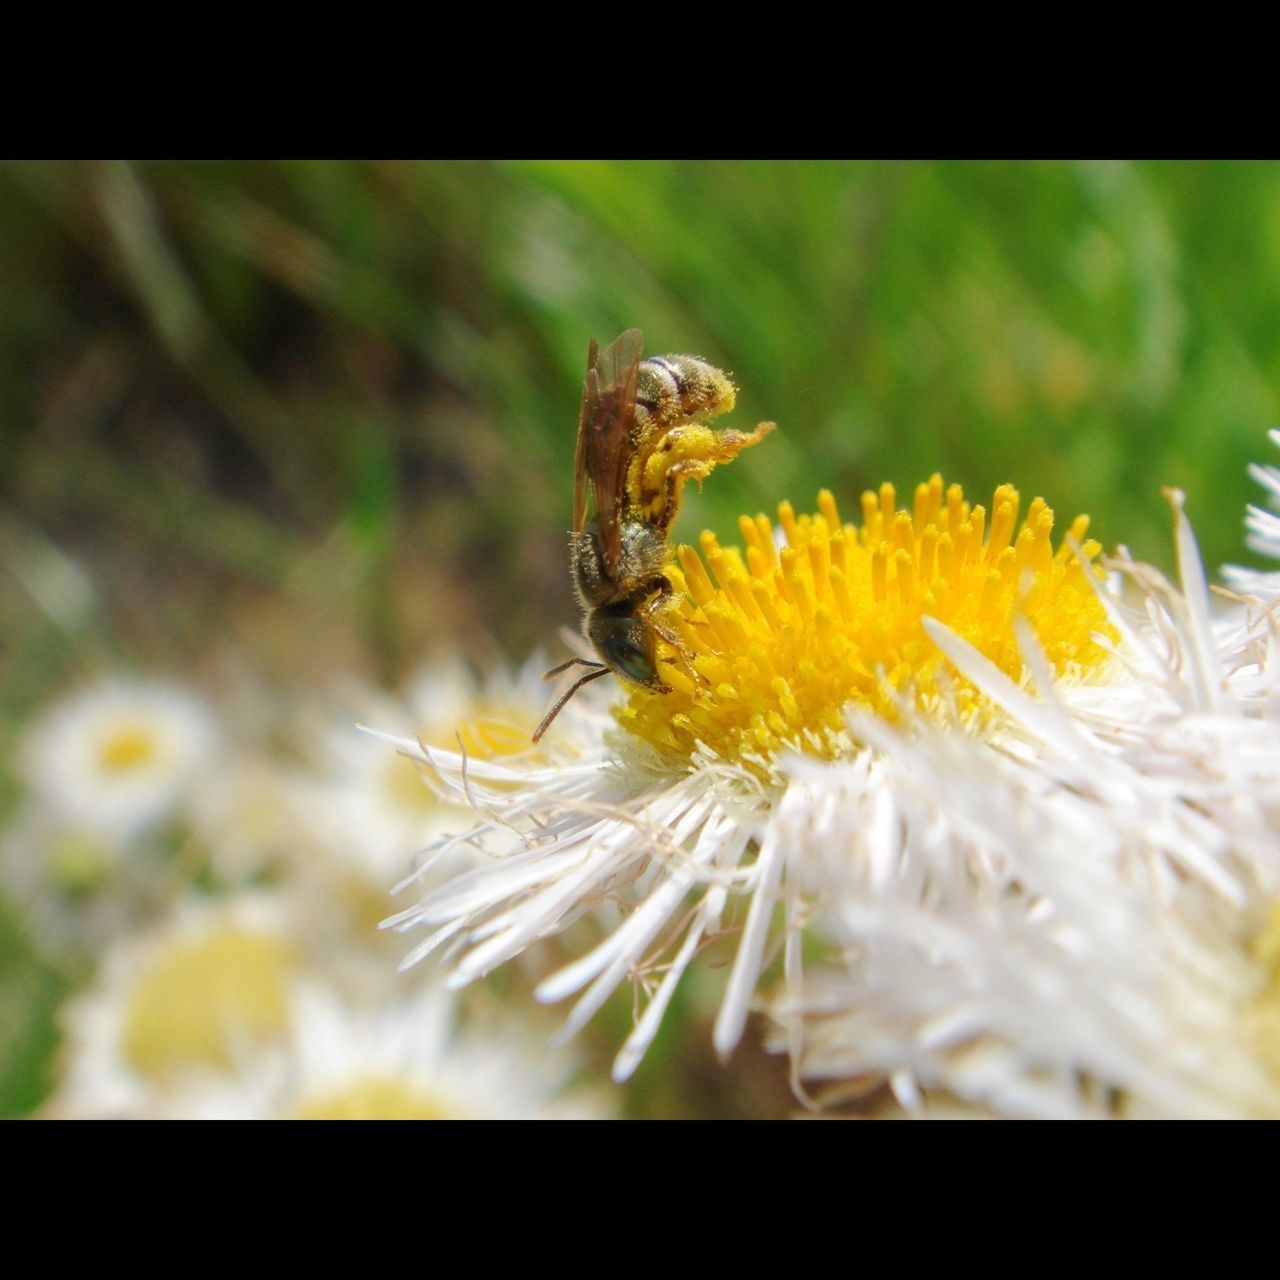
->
[605, 633, 655, 685]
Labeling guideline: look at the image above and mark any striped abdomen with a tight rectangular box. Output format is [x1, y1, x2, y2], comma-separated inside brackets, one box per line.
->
[634, 355, 736, 431]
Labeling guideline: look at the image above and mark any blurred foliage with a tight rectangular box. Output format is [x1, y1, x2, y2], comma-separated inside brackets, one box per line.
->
[0, 898, 66, 1115]
[5, 162, 1279, 697]
[3, 160, 1280, 1117]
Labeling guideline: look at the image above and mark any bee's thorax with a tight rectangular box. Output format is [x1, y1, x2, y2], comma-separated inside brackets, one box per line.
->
[570, 519, 671, 609]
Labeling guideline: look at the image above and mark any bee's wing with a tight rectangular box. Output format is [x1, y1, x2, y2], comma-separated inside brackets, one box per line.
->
[572, 328, 643, 579]
[571, 338, 599, 539]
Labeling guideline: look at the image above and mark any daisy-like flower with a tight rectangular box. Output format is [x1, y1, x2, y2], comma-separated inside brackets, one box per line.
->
[295, 656, 569, 900]
[157, 983, 610, 1120]
[19, 679, 219, 840]
[49, 895, 297, 1118]
[378, 473, 1150, 1090]
[781, 495, 1280, 1119]
[773, 595, 1280, 1118]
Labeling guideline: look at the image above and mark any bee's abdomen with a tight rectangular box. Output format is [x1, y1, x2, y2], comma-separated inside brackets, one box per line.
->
[635, 355, 736, 429]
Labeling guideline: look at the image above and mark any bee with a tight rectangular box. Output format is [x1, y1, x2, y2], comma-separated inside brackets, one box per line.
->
[533, 329, 774, 742]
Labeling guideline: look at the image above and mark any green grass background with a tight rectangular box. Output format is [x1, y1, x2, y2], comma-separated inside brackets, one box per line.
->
[3, 160, 1279, 1114]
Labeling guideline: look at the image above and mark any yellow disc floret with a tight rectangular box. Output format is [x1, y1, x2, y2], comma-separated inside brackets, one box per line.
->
[616, 475, 1116, 768]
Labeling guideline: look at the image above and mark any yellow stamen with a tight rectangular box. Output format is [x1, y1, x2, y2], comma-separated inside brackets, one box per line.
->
[617, 477, 1117, 769]
[400, 703, 547, 810]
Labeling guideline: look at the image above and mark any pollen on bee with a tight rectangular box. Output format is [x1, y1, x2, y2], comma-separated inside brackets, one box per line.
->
[552, 329, 776, 741]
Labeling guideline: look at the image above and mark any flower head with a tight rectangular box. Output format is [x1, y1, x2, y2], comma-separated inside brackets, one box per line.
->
[298, 657, 560, 897]
[378, 448, 1280, 1115]
[49, 895, 297, 1117]
[154, 984, 609, 1120]
[20, 679, 219, 839]
[0, 808, 141, 955]
[375, 477, 1122, 1080]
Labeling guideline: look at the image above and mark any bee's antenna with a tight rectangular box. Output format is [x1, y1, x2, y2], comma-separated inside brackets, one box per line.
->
[542, 656, 605, 682]
[533, 666, 611, 743]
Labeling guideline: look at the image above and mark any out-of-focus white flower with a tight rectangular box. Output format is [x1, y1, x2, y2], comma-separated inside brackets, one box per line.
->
[295, 656, 577, 896]
[19, 679, 219, 839]
[159, 983, 611, 1120]
[48, 895, 297, 1118]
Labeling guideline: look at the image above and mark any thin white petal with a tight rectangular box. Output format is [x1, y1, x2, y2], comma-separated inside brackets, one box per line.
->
[714, 826, 784, 1059]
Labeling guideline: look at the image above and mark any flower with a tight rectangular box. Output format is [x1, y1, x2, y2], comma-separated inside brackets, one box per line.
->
[378, 476, 1147, 1089]
[765, 483, 1280, 1116]
[49, 895, 297, 1118]
[19, 679, 219, 840]
[296, 657, 563, 898]
[154, 983, 610, 1120]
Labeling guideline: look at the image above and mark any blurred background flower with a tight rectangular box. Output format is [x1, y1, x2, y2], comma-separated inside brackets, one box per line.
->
[4, 160, 1280, 1118]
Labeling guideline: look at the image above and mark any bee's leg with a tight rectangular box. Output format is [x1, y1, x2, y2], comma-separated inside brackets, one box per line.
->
[652, 454, 743, 535]
[542, 656, 605, 681]
[641, 584, 705, 688]
[653, 623, 702, 687]
[645, 422, 776, 535]
[533, 665, 611, 743]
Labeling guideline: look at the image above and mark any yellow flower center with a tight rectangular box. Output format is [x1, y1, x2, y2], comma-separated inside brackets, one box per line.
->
[446, 712, 536, 762]
[122, 927, 293, 1082]
[291, 1075, 452, 1120]
[97, 724, 158, 774]
[384, 706, 541, 815]
[617, 476, 1116, 768]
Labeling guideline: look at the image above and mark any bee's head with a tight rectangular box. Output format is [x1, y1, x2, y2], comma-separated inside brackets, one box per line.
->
[588, 613, 667, 691]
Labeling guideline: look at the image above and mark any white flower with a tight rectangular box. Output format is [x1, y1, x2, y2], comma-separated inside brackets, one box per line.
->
[20, 679, 219, 840]
[778, 485, 1280, 1117]
[1241, 427, 1280, 561]
[375, 477, 1104, 1083]
[295, 657, 564, 896]
[377, 459, 1280, 1115]
[156, 983, 610, 1120]
[48, 895, 297, 1118]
